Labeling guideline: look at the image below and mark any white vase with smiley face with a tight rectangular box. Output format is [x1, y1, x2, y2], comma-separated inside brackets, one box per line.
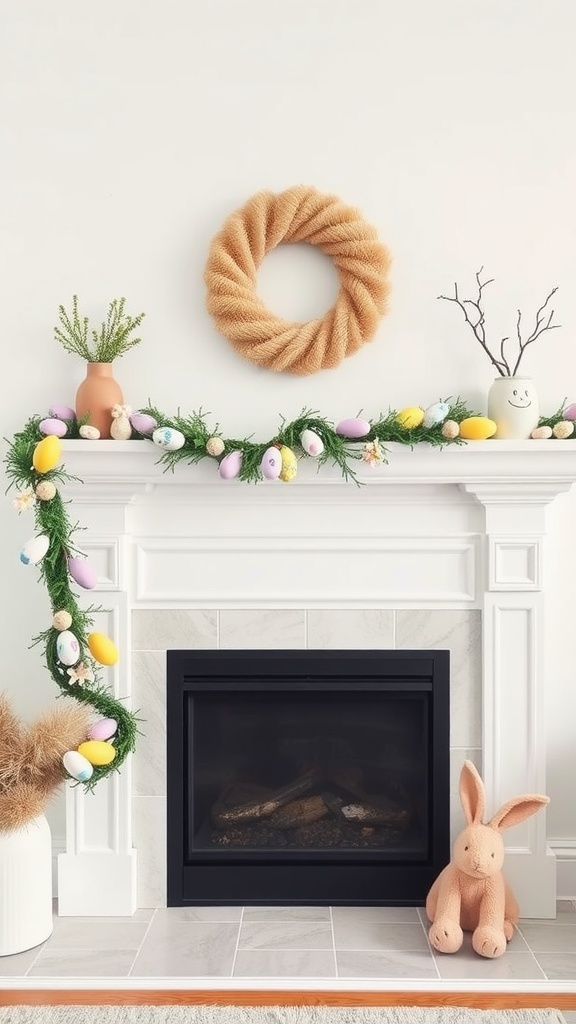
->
[487, 375, 539, 439]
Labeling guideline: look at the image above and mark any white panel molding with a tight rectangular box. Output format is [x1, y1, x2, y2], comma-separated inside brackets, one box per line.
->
[80, 537, 121, 590]
[489, 537, 542, 591]
[551, 839, 576, 900]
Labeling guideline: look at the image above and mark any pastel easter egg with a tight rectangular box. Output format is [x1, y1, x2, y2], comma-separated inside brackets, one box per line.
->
[77, 740, 117, 767]
[56, 629, 80, 666]
[130, 412, 157, 435]
[261, 446, 282, 480]
[87, 632, 119, 666]
[152, 427, 185, 451]
[63, 750, 93, 783]
[553, 420, 574, 439]
[79, 424, 100, 440]
[20, 534, 50, 565]
[219, 450, 243, 479]
[563, 403, 576, 421]
[39, 417, 68, 438]
[396, 407, 425, 429]
[279, 445, 297, 482]
[87, 717, 118, 741]
[335, 417, 371, 439]
[531, 425, 553, 439]
[300, 429, 324, 457]
[459, 416, 497, 440]
[49, 404, 76, 421]
[68, 556, 98, 590]
[423, 402, 449, 429]
[32, 434, 61, 473]
[441, 419, 460, 440]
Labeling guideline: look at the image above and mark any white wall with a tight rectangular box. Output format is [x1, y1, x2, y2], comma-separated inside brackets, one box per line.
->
[1, 0, 575, 864]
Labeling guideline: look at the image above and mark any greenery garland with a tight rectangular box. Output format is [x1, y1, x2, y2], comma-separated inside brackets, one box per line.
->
[4, 397, 573, 793]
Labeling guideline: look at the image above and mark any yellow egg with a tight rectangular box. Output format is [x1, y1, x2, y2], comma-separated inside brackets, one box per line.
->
[395, 407, 425, 430]
[77, 740, 117, 766]
[279, 445, 297, 482]
[33, 435, 62, 474]
[87, 632, 119, 666]
[459, 416, 497, 440]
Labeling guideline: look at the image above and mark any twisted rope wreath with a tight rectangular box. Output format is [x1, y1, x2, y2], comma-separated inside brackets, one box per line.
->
[204, 185, 392, 375]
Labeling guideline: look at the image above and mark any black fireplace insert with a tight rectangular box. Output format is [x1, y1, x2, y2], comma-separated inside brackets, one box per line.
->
[166, 649, 450, 906]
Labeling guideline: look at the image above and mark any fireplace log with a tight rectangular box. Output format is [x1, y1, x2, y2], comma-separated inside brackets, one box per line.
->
[340, 802, 411, 827]
[268, 795, 329, 830]
[211, 769, 319, 827]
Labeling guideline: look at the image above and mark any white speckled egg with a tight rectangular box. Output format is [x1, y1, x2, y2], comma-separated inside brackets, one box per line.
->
[531, 425, 553, 439]
[63, 750, 93, 782]
[79, 424, 100, 440]
[335, 417, 371, 439]
[300, 429, 324, 457]
[87, 717, 117, 741]
[19, 534, 50, 565]
[39, 417, 68, 438]
[152, 427, 186, 451]
[423, 402, 450, 428]
[261, 446, 282, 479]
[218, 450, 243, 479]
[130, 412, 158, 435]
[49, 404, 76, 421]
[56, 629, 81, 666]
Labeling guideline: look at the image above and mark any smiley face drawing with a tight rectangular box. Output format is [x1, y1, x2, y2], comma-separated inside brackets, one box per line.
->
[508, 387, 532, 409]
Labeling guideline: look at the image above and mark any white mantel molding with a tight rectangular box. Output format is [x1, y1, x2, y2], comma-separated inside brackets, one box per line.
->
[56, 440, 576, 918]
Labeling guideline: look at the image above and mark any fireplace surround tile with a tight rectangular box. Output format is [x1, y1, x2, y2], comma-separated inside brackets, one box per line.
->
[132, 609, 217, 651]
[132, 651, 166, 797]
[219, 609, 306, 648]
[307, 609, 395, 649]
[132, 795, 167, 908]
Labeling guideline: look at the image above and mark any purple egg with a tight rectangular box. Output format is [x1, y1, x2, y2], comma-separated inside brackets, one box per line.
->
[49, 404, 76, 421]
[563, 403, 576, 421]
[261, 446, 282, 480]
[130, 412, 158, 435]
[39, 417, 68, 437]
[335, 417, 371, 439]
[68, 556, 98, 590]
[87, 717, 118, 741]
[218, 450, 243, 479]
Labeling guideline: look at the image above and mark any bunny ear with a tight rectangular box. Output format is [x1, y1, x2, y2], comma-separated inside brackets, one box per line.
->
[489, 794, 549, 831]
[460, 760, 485, 824]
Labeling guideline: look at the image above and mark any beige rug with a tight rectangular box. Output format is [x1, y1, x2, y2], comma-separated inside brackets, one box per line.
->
[0, 1006, 565, 1023]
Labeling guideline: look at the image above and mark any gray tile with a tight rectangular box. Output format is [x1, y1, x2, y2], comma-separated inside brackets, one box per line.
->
[332, 906, 421, 925]
[0, 942, 47, 977]
[243, 906, 330, 922]
[132, 650, 166, 796]
[518, 923, 576, 951]
[133, 795, 167, 908]
[307, 610, 395, 649]
[333, 920, 429, 952]
[336, 948, 439, 979]
[219, 610, 305, 649]
[29, 947, 136, 977]
[131, 921, 238, 977]
[533, 952, 576, 980]
[54, 909, 154, 924]
[433, 948, 545, 980]
[233, 949, 336, 977]
[153, 906, 242, 923]
[132, 609, 217, 650]
[47, 920, 148, 949]
[238, 920, 332, 950]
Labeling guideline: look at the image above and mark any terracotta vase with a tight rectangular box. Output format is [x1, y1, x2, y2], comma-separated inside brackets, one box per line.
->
[0, 815, 53, 955]
[487, 375, 539, 439]
[75, 363, 124, 439]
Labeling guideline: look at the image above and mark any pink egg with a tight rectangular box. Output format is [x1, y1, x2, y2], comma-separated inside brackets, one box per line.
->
[39, 418, 68, 437]
[87, 717, 118, 741]
[563, 403, 576, 421]
[130, 412, 158, 435]
[335, 417, 371, 439]
[218, 450, 243, 479]
[49, 404, 76, 421]
[68, 556, 98, 590]
[261, 446, 282, 479]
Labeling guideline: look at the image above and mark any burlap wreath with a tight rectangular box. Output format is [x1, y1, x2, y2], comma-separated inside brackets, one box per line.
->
[203, 185, 392, 375]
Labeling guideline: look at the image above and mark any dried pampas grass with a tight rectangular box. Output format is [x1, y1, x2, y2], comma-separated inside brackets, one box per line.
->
[0, 693, 92, 832]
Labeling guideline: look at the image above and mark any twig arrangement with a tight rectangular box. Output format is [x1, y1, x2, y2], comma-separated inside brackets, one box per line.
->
[438, 269, 560, 376]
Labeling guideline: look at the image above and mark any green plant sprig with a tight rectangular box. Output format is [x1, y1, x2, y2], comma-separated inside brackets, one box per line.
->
[55, 295, 145, 363]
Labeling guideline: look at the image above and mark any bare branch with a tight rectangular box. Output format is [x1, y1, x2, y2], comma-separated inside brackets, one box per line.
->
[499, 337, 511, 375]
[438, 268, 507, 376]
[511, 287, 561, 375]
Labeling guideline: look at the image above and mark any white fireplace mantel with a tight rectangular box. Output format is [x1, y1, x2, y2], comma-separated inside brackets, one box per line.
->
[55, 439, 576, 918]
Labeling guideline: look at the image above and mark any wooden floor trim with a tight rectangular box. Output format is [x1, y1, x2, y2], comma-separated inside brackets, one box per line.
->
[1, 989, 576, 1009]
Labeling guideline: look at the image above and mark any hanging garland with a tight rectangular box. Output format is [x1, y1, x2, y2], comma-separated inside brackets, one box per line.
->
[5, 397, 574, 793]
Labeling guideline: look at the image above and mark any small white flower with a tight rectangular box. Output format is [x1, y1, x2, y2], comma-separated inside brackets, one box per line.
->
[12, 488, 35, 512]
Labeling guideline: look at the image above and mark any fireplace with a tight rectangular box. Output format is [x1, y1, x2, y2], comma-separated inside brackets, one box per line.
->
[166, 649, 450, 906]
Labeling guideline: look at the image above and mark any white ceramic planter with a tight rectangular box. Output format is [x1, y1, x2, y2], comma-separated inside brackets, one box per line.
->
[487, 375, 539, 439]
[0, 814, 53, 956]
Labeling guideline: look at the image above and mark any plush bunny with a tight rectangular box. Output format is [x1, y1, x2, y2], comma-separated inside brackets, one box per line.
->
[426, 760, 549, 958]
